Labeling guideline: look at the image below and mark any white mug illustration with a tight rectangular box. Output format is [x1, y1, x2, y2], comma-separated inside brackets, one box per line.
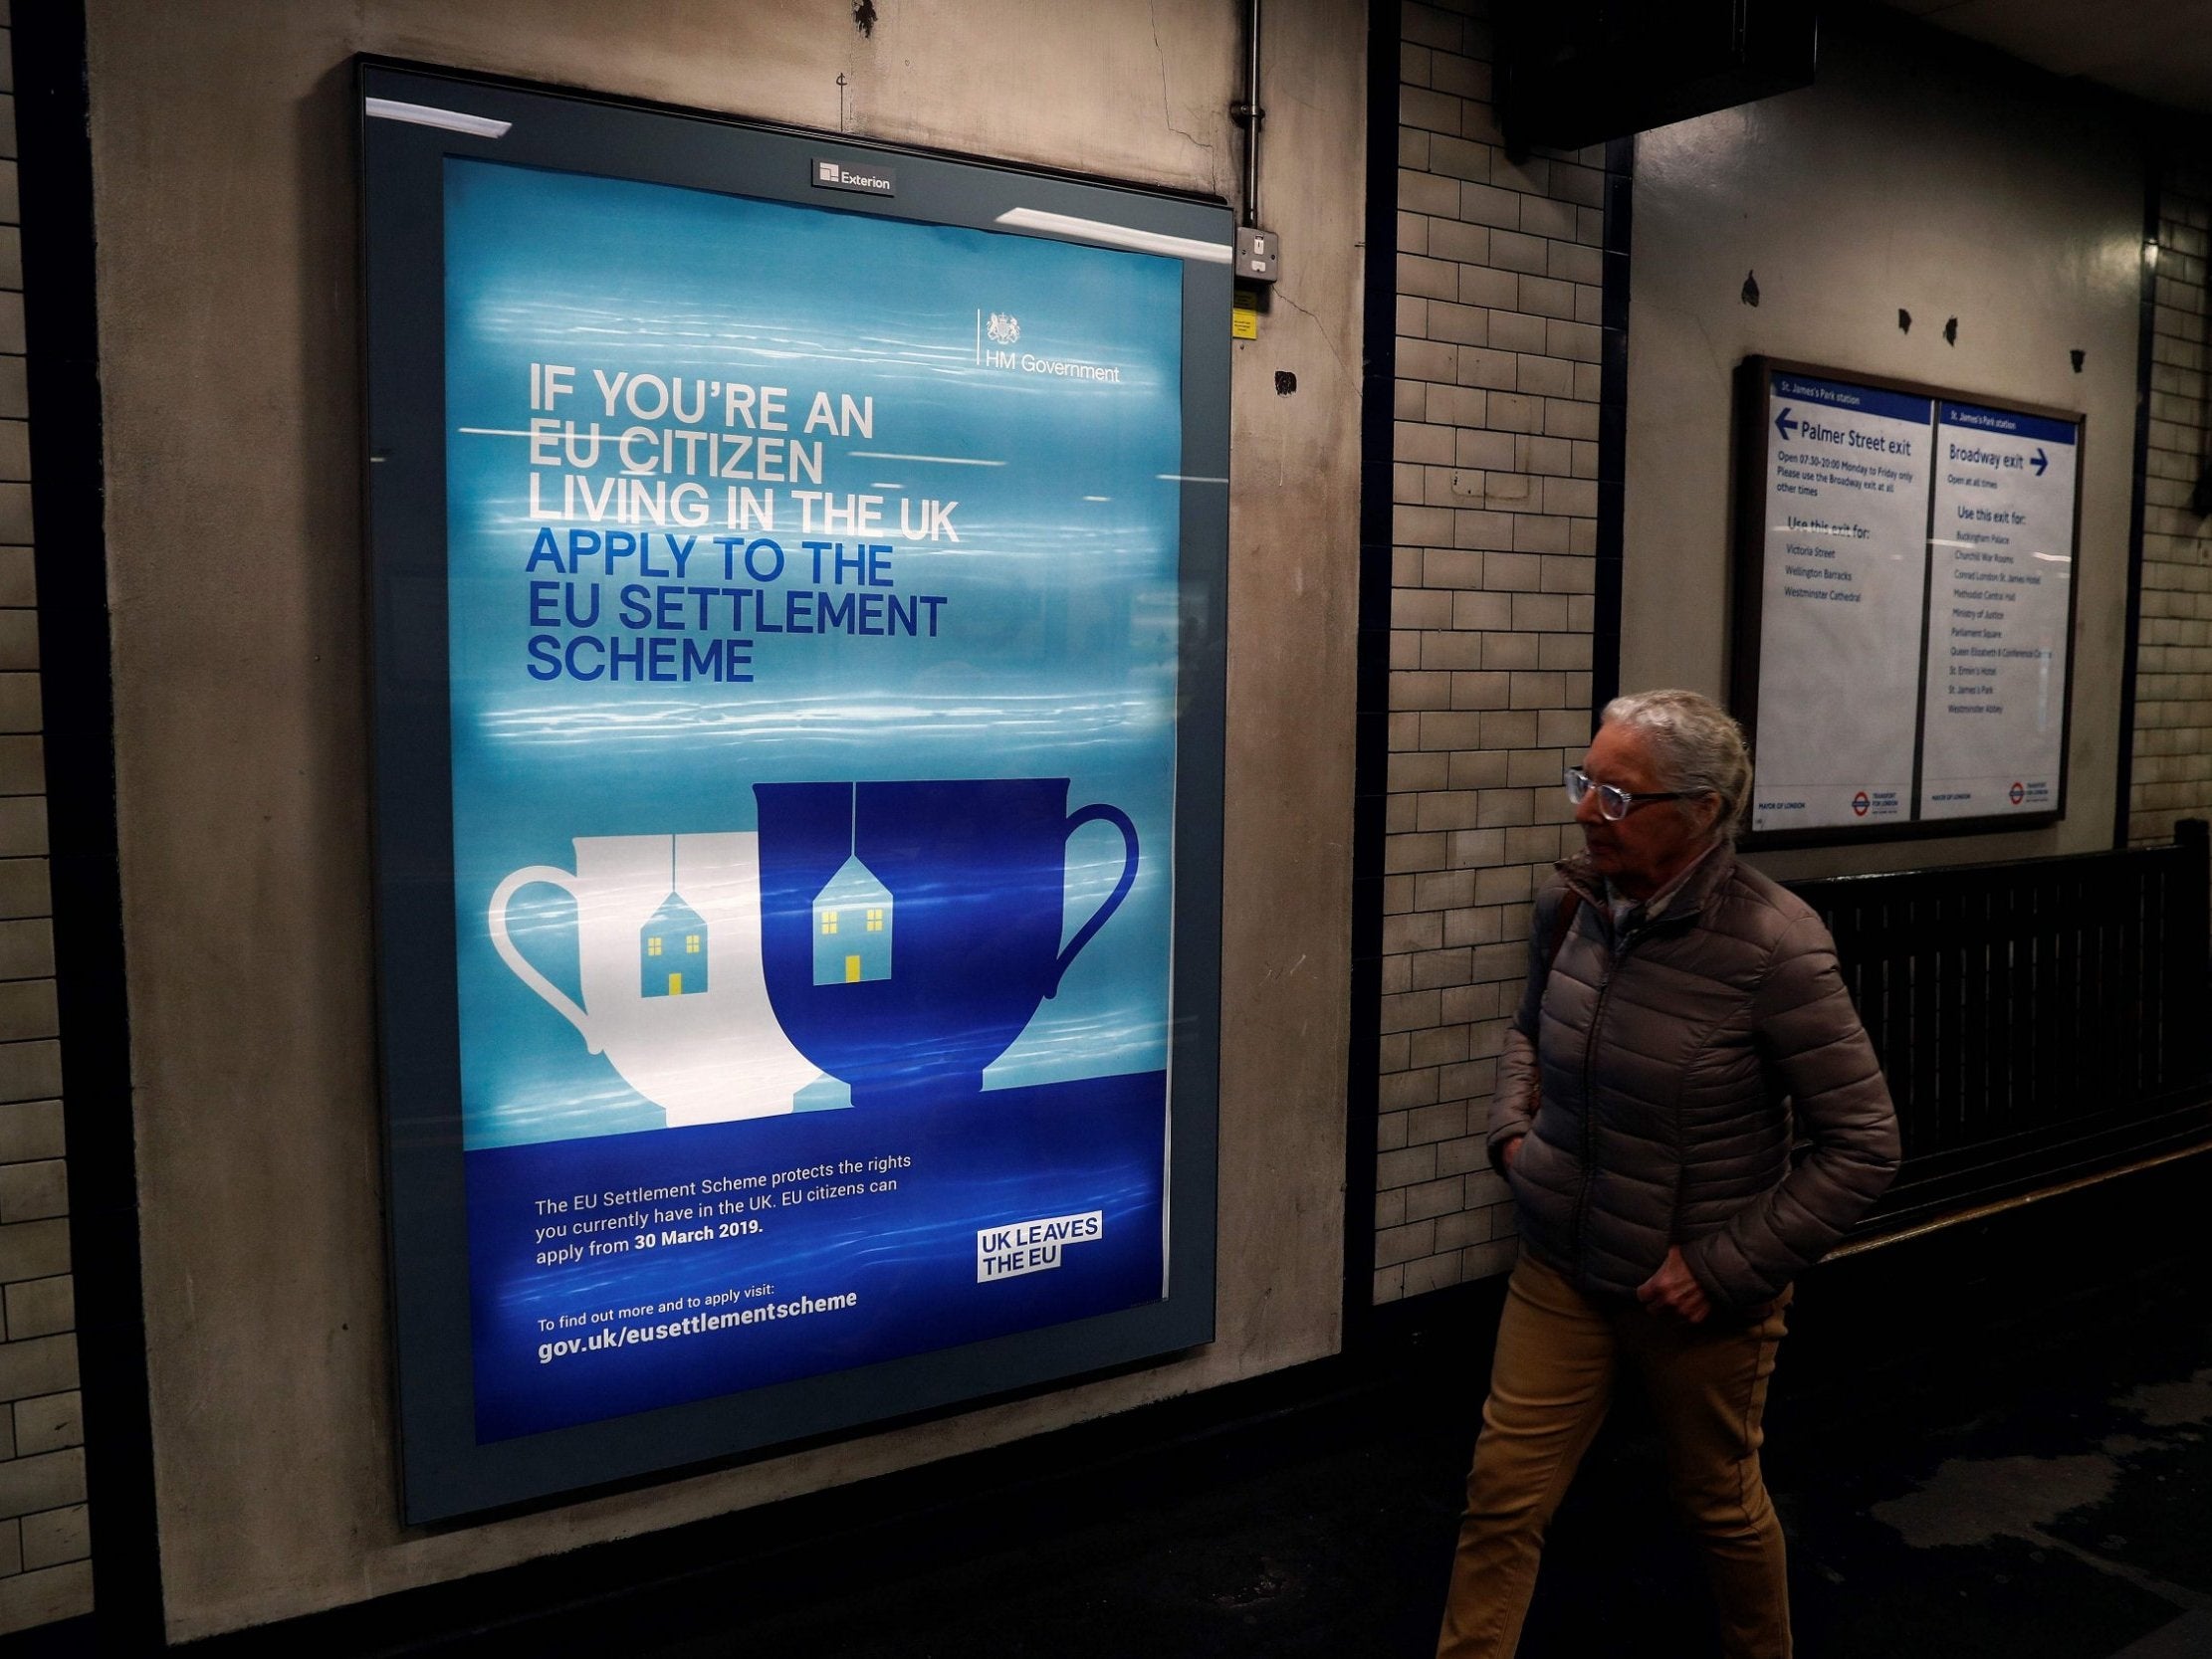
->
[489, 833, 819, 1127]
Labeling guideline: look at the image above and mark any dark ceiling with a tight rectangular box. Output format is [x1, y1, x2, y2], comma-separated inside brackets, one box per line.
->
[1882, 0, 2212, 114]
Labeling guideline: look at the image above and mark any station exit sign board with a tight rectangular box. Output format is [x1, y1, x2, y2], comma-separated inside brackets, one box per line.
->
[1732, 358, 2081, 846]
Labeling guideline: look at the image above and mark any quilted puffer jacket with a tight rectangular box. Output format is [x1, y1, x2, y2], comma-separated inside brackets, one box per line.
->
[1488, 845, 1899, 1315]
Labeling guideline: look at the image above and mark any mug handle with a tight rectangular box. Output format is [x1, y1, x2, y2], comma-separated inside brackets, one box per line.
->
[489, 866, 601, 1054]
[1048, 804, 1139, 999]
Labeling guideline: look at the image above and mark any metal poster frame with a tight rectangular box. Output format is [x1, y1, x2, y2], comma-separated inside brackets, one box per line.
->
[361, 60, 1227, 1523]
[1730, 355, 2085, 851]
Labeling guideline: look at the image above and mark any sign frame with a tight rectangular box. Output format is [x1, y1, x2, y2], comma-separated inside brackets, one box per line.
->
[360, 59, 1229, 1524]
[1729, 355, 2085, 850]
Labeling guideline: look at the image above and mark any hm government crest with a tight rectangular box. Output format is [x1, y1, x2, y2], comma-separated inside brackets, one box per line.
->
[987, 311, 1020, 345]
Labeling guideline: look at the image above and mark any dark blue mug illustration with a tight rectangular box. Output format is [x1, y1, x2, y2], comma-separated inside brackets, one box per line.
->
[754, 779, 1140, 1108]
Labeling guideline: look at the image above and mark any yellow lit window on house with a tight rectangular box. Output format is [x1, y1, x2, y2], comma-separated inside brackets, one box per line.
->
[866, 908, 884, 932]
[685, 933, 701, 953]
[646, 936, 663, 956]
[820, 911, 839, 934]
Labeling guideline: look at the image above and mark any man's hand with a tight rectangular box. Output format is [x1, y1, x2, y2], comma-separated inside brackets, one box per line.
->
[1636, 1246, 1710, 1325]
[1502, 1136, 1522, 1170]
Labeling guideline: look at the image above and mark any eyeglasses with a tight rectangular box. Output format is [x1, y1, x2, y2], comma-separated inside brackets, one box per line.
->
[1564, 766, 1700, 822]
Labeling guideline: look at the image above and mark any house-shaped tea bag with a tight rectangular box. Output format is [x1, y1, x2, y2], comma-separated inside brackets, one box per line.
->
[812, 856, 892, 986]
[640, 892, 709, 998]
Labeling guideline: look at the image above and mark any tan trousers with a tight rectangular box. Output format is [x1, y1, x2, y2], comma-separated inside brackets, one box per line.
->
[1435, 1252, 1794, 1659]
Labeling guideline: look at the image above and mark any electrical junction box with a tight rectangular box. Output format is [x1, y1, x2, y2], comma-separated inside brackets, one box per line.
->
[1235, 226, 1279, 284]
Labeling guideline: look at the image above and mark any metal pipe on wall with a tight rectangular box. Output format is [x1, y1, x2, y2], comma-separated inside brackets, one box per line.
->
[1239, 0, 1263, 228]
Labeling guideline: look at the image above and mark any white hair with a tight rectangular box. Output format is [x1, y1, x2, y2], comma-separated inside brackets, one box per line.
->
[1600, 689, 1753, 843]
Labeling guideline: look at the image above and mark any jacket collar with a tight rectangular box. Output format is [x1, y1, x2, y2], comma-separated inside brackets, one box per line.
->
[1557, 839, 1736, 932]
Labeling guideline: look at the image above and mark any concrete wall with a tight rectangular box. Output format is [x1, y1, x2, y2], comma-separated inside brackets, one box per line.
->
[2131, 157, 2212, 846]
[81, 0, 1365, 1638]
[0, 8, 94, 1635]
[1624, 16, 2144, 880]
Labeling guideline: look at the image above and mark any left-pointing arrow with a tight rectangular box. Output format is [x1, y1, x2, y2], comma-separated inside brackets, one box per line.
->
[1775, 406, 1799, 441]
[2031, 447, 2048, 477]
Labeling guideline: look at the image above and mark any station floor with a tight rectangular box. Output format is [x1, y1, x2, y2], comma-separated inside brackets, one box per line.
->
[595, 1148, 2212, 1659]
[239, 1146, 2208, 1659]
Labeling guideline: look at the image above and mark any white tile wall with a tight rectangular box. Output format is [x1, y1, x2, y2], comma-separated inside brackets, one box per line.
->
[1377, 0, 1606, 1302]
[0, 15, 92, 1635]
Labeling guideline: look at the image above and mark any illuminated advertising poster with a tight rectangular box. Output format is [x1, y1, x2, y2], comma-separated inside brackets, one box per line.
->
[1919, 402, 2077, 819]
[449, 158, 1182, 1438]
[364, 67, 1225, 1520]
[1749, 372, 1931, 833]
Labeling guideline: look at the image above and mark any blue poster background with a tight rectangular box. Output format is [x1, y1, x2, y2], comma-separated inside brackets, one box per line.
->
[472, 1074, 1165, 1440]
[442, 159, 1184, 1438]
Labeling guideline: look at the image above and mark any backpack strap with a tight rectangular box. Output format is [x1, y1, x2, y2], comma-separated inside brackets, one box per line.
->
[1545, 890, 1583, 978]
[1514, 888, 1587, 1045]
[1512, 889, 1585, 1138]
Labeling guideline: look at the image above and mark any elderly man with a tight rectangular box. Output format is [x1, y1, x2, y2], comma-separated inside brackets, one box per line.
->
[1435, 690, 1899, 1659]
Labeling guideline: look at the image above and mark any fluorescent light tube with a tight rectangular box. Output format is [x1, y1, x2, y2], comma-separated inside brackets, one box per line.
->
[995, 208, 1231, 264]
[366, 98, 512, 138]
